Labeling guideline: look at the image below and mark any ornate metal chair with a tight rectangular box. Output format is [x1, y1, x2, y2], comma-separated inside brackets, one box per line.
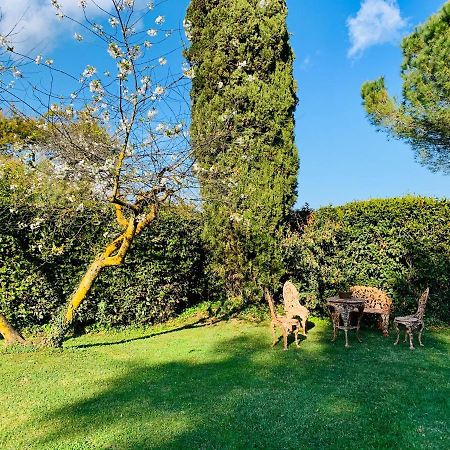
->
[394, 288, 429, 350]
[350, 286, 393, 336]
[265, 289, 300, 351]
[282, 281, 309, 336]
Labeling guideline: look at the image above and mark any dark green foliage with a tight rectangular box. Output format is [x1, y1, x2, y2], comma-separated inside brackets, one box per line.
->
[0, 205, 208, 331]
[90, 209, 208, 327]
[361, 3, 450, 173]
[186, 0, 298, 302]
[284, 197, 450, 323]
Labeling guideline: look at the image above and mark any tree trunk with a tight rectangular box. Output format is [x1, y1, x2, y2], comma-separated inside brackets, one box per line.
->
[48, 206, 157, 348]
[0, 313, 27, 346]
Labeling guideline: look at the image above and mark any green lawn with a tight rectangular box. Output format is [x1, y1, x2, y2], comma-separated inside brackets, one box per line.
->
[1, 318, 449, 449]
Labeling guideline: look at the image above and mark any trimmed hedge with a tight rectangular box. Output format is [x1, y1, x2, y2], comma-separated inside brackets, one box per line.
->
[284, 197, 450, 324]
[0, 205, 208, 331]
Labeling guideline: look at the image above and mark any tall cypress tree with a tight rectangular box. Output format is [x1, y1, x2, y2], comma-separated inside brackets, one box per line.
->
[186, 0, 298, 303]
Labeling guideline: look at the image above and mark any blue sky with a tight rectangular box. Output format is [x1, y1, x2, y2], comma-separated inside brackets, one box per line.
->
[1, 0, 448, 209]
[287, 0, 448, 208]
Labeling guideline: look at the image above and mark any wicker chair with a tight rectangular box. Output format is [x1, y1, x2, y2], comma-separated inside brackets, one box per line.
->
[265, 289, 300, 351]
[283, 281, 309, 336]
[394, 288, 429, 350]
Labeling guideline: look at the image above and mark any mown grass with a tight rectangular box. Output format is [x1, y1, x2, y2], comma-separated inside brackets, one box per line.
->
[1, 318, 449, 449]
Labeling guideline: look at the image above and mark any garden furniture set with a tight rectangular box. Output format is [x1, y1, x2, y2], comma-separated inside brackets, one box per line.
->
[267, 281, 429, 350]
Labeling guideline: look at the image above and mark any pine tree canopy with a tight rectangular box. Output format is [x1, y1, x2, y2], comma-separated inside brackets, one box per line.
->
[361, 2, 450, 174]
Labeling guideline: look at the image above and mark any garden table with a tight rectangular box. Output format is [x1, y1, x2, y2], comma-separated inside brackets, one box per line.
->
[326, 297, 365, 348]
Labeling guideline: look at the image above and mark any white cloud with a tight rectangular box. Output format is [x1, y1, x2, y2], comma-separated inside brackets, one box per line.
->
[347, 0, 407, 58]
[0, 0, 113, 56]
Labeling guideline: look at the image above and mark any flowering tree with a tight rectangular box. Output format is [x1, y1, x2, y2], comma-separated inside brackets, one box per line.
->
[0, 0, 199, 346]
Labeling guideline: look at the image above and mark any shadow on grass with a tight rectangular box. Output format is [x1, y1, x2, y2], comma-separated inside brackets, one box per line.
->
[31, 323, 450, 450]
[68, 317, 215, 349]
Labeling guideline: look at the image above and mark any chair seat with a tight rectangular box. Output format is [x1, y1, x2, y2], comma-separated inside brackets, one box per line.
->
[364, 307, 389, 314]
[394, 315, 420, 324]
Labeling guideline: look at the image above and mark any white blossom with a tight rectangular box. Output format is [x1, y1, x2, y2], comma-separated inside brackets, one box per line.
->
[0, 35, 8, 48]
[141, 75, 150, 86]
[147, 108, 158, 119]
[89, 80, 103, 94]
[158, 57, 167, 65]
[108, 43, 123, 59]
[182, 64, 195, 79]
[154, 85, 165, 96]
[128, 45, 141, 60]
[147, 29, 157, 37]
[155, 15, 165, 25]
[92, 23, 104, 34]
[74, 33, 83, 41]
[117, 59, 132, 78]
[109, 17, 119, 27]
[183, 19, 192, 40]
[82, 65, 96, 78]
[35, 55, 42, 65]
[45, 59, 54, 65]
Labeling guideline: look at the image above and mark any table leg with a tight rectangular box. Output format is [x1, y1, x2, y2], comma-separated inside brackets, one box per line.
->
[341, 308, 351, 348]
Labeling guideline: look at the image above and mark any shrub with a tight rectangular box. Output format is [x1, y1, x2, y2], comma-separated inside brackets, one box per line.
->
[284, 197, 450, 323]
[0, 204, 208, 331]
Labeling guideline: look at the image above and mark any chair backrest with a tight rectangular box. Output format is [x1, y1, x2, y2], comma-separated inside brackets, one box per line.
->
[414, 288, 430, 321]
[350, 285, 393, 312]
[283, 281, 300, 310]
[264, 289, 278, 321]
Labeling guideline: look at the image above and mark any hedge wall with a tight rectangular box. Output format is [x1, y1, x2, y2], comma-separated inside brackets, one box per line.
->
[0, 205, 208, 331]
[284, 197, 450, 323]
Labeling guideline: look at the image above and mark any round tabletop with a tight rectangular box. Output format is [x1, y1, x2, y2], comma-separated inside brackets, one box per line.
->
[326, 297, 365, 305]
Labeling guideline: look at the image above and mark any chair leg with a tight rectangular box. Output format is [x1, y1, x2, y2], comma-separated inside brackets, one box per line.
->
[283, 329, 288, 351]
[381, 314, 389, 337]
[394, 321, 400, 345]
[294, 328, 299, 347]
[271, 322, 277, 347]
[302, 317, 307, 337]
[418, 323, 424, 347]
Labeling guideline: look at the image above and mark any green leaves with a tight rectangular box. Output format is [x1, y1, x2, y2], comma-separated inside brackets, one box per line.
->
[284, 197, 450, 323]
[0, 205, 208, 331]
[186, 0, 298, 301]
